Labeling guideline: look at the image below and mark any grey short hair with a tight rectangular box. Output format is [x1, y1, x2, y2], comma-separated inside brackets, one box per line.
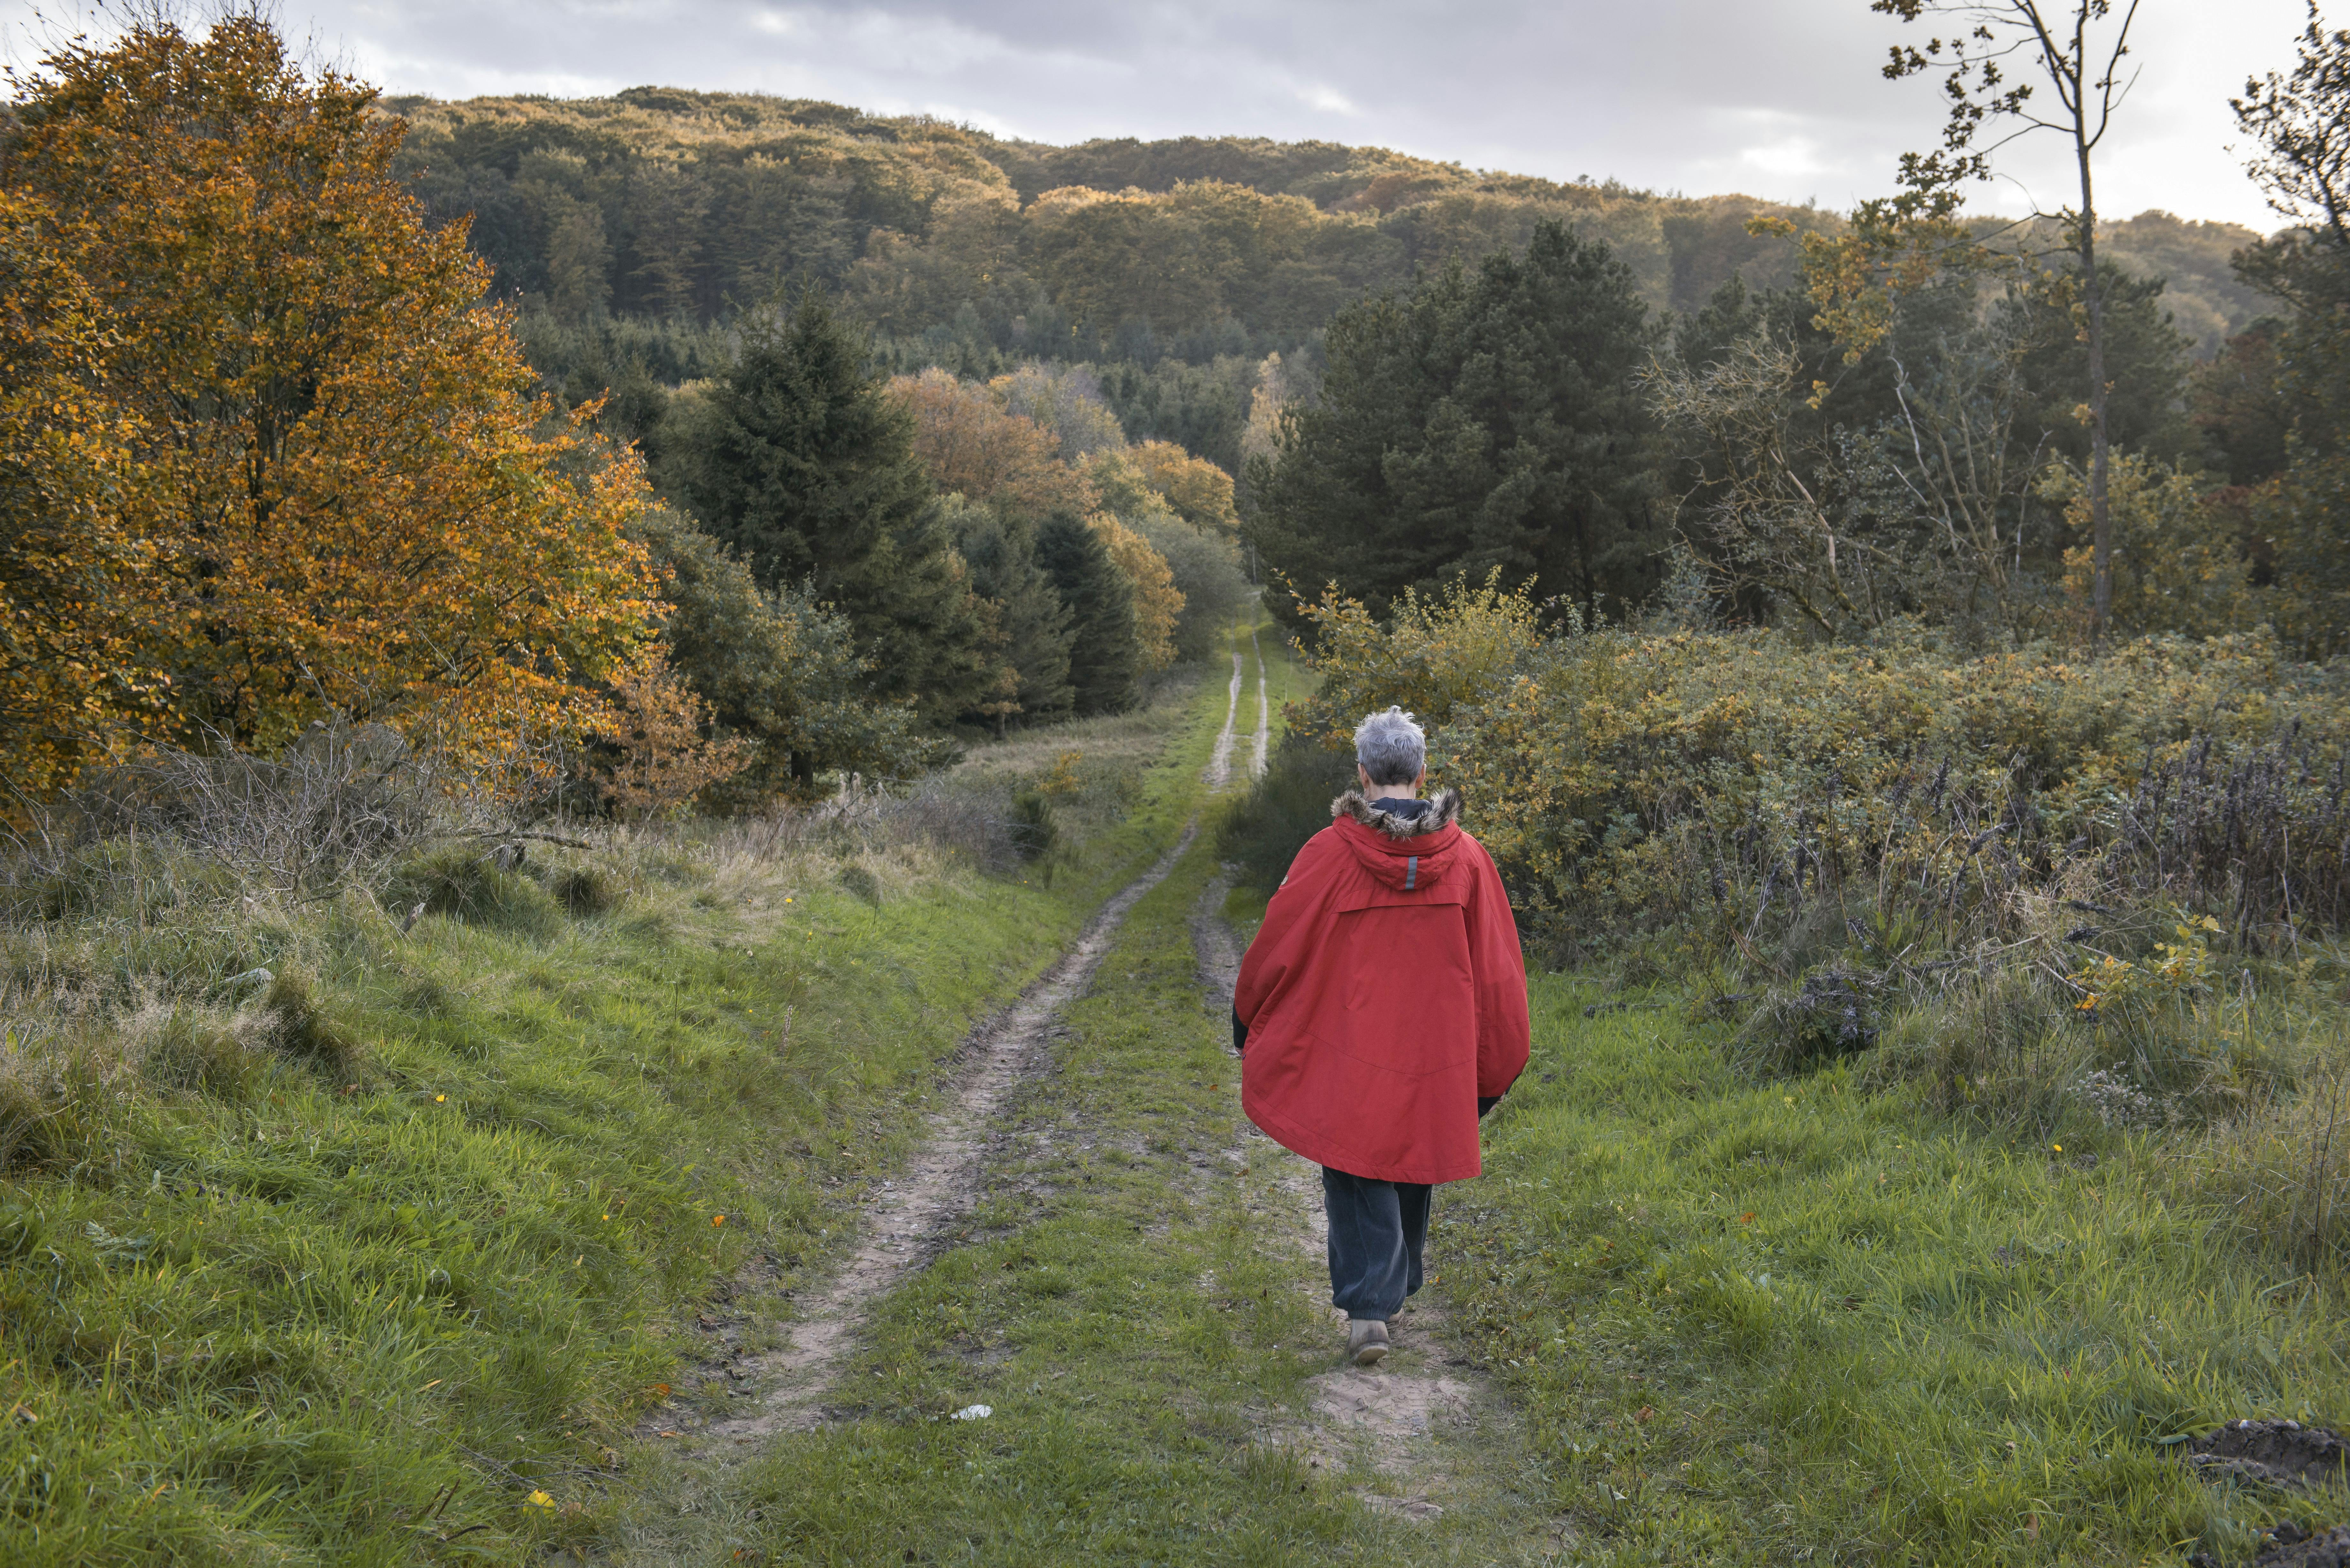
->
[1354, 706, 1426, 785]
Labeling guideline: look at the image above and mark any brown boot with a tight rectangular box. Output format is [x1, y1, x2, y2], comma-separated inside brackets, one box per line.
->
[1346, 1319, 1390, 1366]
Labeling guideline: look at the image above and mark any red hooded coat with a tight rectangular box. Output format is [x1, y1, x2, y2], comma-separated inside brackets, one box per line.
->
[1236, 788, 1530, 1184]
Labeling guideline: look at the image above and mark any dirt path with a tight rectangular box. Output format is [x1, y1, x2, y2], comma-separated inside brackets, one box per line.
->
[1249, 626, 1271, 779]
[1194, 876, 1536, 1531]
[1206, 638, 1244, 789]
[668, 824, 1199, 1444]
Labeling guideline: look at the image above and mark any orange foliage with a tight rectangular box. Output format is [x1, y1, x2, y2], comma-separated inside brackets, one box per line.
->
[601, 646, 753, 818]
[0, 17, 658, 781]
[1125, 440, 1240, 535]
[1088, 514, 1184, 671]
[0, 185, 161, 799]
[888, 368, 1096, 518]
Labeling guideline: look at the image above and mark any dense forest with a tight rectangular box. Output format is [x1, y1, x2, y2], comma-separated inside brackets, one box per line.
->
[390, 89, 2267, 475]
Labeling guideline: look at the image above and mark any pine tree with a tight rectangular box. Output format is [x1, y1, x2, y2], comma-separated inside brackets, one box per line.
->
[1035, 512, 1139, 716]
[636, 509, 949, 797]
[943, 498, 1075, 729]
[661, 291, 993, 724]
[1249, 219, 1662, 628]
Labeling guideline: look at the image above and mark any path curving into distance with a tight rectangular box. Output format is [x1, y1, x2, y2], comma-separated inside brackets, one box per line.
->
[691, 823, 1200, 1442]
[1205, 633, 1245, 790]
[1249, 626, 1271, 780]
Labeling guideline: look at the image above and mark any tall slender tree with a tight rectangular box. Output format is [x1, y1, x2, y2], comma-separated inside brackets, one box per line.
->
[1035, 512, 1138, 716]
[1871, 0, 2146, 640]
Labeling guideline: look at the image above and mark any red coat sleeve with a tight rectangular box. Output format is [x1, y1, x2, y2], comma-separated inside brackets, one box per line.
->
[1465, 836, 1530, 1098]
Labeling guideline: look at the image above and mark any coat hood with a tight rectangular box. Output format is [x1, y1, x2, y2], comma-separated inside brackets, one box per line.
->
[1330, 787, 1465, 891]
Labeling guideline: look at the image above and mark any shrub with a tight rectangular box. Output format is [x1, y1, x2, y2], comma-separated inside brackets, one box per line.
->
[1009, 791, 1057, 861]
[382, 846, 563, 938]
[1220, 735, 1355, 893]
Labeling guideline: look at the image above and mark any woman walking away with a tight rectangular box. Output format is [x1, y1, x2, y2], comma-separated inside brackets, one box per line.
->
[1232, 707, 1530, 1366]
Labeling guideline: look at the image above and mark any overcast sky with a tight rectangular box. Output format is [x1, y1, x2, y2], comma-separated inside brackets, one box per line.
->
[2, 0, 2317, 230]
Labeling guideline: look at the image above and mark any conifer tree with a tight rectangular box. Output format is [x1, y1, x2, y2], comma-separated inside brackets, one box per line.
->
[636, 509, 949, 795]
[662, 292, 993, 724]
[943, 499, 1076, 729]
[1249, 219, 1661, 628]
[1035, 512, 1139, 716]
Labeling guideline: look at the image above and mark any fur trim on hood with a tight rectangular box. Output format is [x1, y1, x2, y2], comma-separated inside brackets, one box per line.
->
[1330, 786, 1463, 840]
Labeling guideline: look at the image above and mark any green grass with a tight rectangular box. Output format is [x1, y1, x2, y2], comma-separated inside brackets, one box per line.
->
[1440, 977, 2350, 1565]
[0, 675, 1206, 1565]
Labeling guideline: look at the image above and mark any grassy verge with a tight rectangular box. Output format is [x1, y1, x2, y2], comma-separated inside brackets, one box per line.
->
[1440, 974, 2350, 1565]
[0, 675, 1200, 1564]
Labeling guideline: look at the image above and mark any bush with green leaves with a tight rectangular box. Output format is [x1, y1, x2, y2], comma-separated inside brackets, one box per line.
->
[639, 508, 953, 800]
[1130, 513, 1254, 664]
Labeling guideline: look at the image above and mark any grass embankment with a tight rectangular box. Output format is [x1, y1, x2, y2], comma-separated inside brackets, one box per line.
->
[662, 624, 1558, 1567]
[1440, 976, 2350, 1565]
[0, 675, 1199, 1564]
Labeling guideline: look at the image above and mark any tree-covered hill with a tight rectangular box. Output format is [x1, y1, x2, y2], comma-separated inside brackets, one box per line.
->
[390, 87, 2264, 373]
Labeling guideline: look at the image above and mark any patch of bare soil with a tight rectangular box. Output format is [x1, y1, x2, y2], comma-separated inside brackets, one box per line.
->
[2223, 1521, 2350, 1568]
[2183, 1421, 2350, 1568]
[1195, 876, 1521, 1526]
[2186, 1420, 2350, 1490]
[650, 825, 1198, 1448]
[1206, 642, 1244, 789]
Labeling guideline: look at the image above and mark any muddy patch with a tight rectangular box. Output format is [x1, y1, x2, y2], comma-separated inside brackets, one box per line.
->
[2180, 1420, 2350, 1568]
[649, 823, 1198, 1446]
[2185, 1419, 2350, 1490]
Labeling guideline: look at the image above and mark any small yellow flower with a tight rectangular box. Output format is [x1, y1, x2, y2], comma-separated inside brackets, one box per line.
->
[2052, 1143, 2063, 1153]
[434, 1094, 446, 1103]
[601, 1214, 610, 1221]
[711, 1214, 725, 1227]
[526, 1489, 555, 1510]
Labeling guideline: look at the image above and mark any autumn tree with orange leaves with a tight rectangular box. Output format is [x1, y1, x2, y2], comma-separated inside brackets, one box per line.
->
[0, 15, 659, 790]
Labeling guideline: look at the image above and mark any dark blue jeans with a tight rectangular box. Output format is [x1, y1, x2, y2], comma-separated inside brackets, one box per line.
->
[1322, 1166, 1432, 1322]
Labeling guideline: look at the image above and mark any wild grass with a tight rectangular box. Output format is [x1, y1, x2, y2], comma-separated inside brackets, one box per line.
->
[0, 678, 1207, 1563]
[1445, 975, 2350, 1564]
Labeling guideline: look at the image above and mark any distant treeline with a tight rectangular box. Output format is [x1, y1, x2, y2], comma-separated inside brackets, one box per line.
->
[389, 89, 2270, 461]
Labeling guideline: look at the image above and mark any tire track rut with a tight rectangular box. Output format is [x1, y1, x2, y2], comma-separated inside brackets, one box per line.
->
[670, 824, 1199, 1443]
[1206, 638, 1245, 789]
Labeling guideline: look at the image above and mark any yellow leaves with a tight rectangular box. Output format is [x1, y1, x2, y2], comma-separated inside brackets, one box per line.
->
[890, 368, 1094, 517]
[0, 14, 661, 788]
[600, 646, 754, 819]
[1087, 513, 1183, 670]
[1037, 750, 1085, 799]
